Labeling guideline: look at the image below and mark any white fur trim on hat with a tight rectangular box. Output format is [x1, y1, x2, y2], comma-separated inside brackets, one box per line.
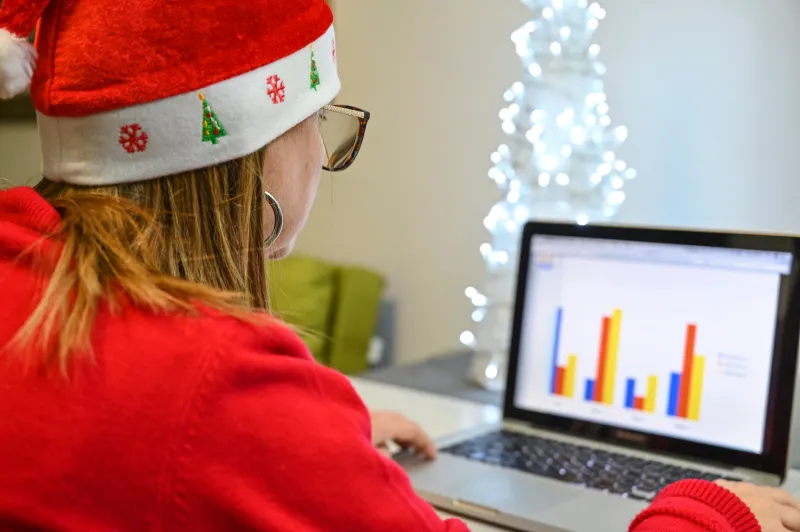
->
[0, 28, 37, 100]
[37, 26, 339, 185]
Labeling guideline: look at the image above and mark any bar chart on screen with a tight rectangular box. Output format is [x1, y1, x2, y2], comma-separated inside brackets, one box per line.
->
[549, 307, 706, 421]
[518, 247, 781, 453]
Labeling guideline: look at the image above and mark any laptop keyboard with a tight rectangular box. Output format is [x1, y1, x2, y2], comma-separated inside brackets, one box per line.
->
[441, 430, 740, 501]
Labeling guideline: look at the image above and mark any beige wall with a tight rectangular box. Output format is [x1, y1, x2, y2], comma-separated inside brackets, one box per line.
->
[0, 123, 40, 187]
[298, 0, 800, 364]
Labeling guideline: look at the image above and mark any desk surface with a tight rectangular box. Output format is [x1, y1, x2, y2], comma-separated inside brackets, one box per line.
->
[350, 377, 800, 531]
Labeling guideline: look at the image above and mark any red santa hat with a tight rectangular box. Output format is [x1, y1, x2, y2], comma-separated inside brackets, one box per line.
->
[0, 0, 339, 185]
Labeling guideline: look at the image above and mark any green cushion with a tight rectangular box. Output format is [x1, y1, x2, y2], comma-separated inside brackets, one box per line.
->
[268, 256, 336, 365]
[328, 266, 385, 375]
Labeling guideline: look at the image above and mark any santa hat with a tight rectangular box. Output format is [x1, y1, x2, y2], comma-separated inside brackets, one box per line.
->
[0, 0, 339, 185]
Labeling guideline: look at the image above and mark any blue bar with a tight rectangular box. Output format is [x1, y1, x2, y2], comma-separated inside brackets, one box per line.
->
[625, 378, 636, 409]
[668, 372, 681, 416]
[550, 307, 563, 394]
[584, 379, 595, 401]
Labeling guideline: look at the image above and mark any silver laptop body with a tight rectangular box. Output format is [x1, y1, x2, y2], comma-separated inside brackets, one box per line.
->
[399, 222, 800, 532]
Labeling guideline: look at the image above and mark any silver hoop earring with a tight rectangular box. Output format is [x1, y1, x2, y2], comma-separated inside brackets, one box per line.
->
[264, 191, 284, 247]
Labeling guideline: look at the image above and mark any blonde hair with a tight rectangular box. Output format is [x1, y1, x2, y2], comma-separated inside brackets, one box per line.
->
[13, 149, 269, 372]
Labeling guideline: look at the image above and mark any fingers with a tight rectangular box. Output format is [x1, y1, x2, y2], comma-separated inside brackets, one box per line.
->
[371, 411, 438, 459]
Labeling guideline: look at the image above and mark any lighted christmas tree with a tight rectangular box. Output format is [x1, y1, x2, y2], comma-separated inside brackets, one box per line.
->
[310, 46, 320, 91]
[462, 0, 636, 390]
[199, 93, 227, 145]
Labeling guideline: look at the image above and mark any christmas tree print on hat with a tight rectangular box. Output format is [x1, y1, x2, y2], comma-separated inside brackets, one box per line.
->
[309, 46, 320, 91]
[199, 93, 227, 145]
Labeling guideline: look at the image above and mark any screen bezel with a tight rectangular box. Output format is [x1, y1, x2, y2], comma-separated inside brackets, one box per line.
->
[503, 221, 800, 480]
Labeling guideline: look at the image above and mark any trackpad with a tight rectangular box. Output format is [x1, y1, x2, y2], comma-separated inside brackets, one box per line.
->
[425, 456, 583, 516]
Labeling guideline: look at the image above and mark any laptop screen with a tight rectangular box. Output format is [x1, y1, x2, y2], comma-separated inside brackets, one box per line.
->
[513, 234, 793, 455]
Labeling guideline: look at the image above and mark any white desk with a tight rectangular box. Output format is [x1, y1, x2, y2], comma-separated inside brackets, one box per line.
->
[350, 377, 800, 532]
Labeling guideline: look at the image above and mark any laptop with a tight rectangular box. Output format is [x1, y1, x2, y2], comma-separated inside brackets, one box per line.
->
[398, 221, 800, 532]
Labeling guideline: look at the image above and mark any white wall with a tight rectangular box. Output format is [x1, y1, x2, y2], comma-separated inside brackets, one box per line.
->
[297, 0, 800, 364]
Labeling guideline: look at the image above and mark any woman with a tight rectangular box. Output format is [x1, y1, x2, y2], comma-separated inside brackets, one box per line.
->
[0, 0, 797, 530]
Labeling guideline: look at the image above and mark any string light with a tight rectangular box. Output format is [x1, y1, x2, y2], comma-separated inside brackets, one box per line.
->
[464, 0, 635, 391]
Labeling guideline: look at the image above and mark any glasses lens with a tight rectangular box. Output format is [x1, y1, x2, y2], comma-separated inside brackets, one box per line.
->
[319, 108, 360, 170]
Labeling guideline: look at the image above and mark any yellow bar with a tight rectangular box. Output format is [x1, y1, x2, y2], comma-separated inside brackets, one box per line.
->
[564, 355, 577, 398]
[645, 375, 657, 413]
[688, 355, 705, 421]
[603, 309, 622, 404]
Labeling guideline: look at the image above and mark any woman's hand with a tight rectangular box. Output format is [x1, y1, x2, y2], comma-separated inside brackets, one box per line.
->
[716, 480, 800, 531]
[370, 411, 437, 459]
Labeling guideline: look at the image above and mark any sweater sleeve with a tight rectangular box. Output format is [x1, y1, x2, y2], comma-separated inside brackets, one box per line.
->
[629, 480, 760, 532]
[168, 324, 470, 532]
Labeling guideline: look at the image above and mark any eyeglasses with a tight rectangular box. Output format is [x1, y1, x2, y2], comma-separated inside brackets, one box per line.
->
[319, 104, 371, 172]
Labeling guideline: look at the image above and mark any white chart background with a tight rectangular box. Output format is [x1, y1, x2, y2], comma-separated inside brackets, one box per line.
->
[515, 254, 780, 454]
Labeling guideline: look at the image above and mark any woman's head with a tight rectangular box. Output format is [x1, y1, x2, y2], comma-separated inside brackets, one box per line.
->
[0, 0, 371, 367]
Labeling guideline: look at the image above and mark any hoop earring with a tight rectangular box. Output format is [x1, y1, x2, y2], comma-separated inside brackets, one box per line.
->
[264, 191, 284, 247]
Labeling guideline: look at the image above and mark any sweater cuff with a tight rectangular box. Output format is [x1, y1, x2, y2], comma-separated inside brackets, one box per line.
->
[647, 479, 760, 532]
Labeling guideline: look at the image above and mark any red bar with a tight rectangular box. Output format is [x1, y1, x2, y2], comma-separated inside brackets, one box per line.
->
[593, 316, 611, 402]
[677, 324, 697, 418]
[634, 397, 644, 411]
[554, 367, 566, 396]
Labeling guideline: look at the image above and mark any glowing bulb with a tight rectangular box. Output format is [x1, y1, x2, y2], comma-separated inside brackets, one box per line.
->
[485, 363, 498, 379]
[542, 7, 554, 19]
[600, 115, 611, 126]
[504, 220, 517, 232]
[556, 173, 570, 185]
[614, 160, 627, 171]
[608, 190, 626, 205]
[589, 44, 600, 56]
[578, 0, 588, 6]
[465, 286, 478, 298]
[542, 154, 558, 170]
[604, 206, 615, 217]
[472, 293, 488, 306]
[490, 152, 501, 163]
[502, 121, 516, 134]
[503, 90, 514, 102]
[460, 331, 476, 346]
[512, 82, 524, 94]
[526, 128, 538, 143]
[488, 168, 504, 182]
[550, 42, 562, 55]
[498, 144, 510, 155]
[528, 63, 543, 77]
[590, 173, 602, 184]
[603, 151, 615, 162]
[509, 103, 520, 115]
[588, 18, 599, 30]
[483, 216, 494, 230]
[589, 2, 606, 19]
[597, 102, 610, 115]
[625, 168, 637, 179]
[499, 108, 511, 121]
[538, 173, 551, 186]
[480, 243, 492, 255]
[615, 125, 628, 142]
[585, 115, 597, 126]
[534, 141, 547, 154]
[552, 0, 564, 9]
[598, 162, 612, 175]
[531, 109, 545, 122]
[556, 107, 574, 126]
[560, 26, 571, 39]
[594, 62, 607, 75]
[514, 206, 530, 221]
[497, 251, 510, 264]
[560, 145, 572, 157]
[611, 177, 624, 189]
[525, 21, 536, 32]
[576, 214, 589, 226]
[570, 126, 587, 144]
[472, 309, 485, 322]
[507, 188, 521, 203]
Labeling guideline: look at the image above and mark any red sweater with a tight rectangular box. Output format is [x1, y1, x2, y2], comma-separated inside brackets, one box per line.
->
[0, 187, 760, 531]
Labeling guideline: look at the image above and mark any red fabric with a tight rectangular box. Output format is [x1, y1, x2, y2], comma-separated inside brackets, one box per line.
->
[0, 187, 468, 531]
[630, 480, 760, 532]
[0, 188, 763, 532]
[3, 0, 333, 117]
